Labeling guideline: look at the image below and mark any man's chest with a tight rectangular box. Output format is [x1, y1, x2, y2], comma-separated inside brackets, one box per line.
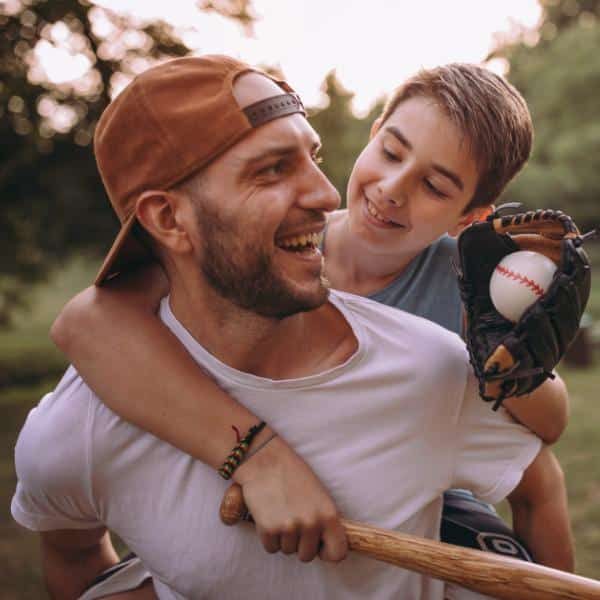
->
[96, 444, 446, 599]
[92, 389, 456, 593]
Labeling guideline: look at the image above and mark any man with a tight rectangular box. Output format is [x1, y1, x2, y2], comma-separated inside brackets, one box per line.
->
[12, 56, 570, 599]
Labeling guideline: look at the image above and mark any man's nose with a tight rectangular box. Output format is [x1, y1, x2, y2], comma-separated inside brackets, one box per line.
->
[299, 162, 341, 212]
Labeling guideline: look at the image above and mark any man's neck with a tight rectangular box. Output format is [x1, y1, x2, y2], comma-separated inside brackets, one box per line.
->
[324, 211, 417, 297]
[168, 275, 357, 379]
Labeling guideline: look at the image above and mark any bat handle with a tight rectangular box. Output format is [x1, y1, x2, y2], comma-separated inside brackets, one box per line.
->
[220, 483, 253, 525]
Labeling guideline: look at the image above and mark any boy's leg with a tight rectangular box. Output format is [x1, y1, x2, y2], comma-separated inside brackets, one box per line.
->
[441, 489, 532, 561]
[442, 490, 533, 600]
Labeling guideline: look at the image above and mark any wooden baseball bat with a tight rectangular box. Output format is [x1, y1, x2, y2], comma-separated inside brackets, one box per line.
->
[220, 484, 600, 600]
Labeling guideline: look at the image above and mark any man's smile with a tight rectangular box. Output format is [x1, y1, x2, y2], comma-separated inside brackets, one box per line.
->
[276, 230, 323, 251]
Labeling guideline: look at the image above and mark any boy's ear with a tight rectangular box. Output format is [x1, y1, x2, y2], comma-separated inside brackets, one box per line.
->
[135, 190, 193, 254]
[448, 204, 494, 237]
[369, 117, 383, 140]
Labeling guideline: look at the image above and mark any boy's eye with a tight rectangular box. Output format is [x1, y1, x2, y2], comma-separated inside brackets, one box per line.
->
[313, 154, 324, 166]
[383, 147, 401, 161]
[424, 178, 448, 198]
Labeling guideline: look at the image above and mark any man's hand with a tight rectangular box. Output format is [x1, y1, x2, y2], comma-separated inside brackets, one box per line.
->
[233, 436, 348, 563]
[508, 446, 574, 571]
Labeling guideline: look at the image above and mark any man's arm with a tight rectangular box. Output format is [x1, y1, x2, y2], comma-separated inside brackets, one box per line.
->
[507, 446, 574, 571]
[41, 527, 156, 600]
[503, 374, 569, 445]
[41, 527, 116, 599]
[50, 265, 347, 562]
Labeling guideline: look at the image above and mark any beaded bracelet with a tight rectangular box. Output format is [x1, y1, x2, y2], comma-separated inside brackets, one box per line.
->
[218, 421, 267, 480]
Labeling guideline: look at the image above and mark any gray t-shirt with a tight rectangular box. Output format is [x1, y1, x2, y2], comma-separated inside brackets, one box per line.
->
[368, 235, 462, 335]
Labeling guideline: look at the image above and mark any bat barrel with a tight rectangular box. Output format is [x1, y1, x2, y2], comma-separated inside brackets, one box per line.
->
[344, 520, 600, 600]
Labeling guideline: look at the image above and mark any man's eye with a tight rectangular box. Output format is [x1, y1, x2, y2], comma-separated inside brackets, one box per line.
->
[258, 160, 286, 177]
[424, 179, 448, 198]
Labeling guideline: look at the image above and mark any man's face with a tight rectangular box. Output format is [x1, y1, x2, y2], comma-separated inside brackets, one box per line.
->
[346, 96, 481, 258]
[187, 74, 340, 318]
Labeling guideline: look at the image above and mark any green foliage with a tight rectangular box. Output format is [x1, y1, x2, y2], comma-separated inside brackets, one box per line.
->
[0, 0, 253, 323]
[0, 256, 95, 385]
[538, 0, 600, 37]
[309, 72, 384, 205]
[497, 6, 600, 230]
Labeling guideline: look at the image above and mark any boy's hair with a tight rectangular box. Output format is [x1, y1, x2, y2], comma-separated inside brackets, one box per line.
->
[379, 64, 533, 211]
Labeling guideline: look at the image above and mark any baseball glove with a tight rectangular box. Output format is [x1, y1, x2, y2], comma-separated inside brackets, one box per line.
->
[456, 204, 593, 409]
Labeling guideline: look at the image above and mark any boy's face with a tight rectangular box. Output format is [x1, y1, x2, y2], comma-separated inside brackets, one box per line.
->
[346, 96, 485, 258]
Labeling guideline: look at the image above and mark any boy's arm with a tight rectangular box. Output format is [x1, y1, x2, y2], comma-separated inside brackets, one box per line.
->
[503, 374, 569, 444]
[507, 446, 574, 571]
[50, 265, 347, 563]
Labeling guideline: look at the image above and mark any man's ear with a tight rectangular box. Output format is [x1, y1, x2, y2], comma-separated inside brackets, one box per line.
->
[135, 190, 193, 255]
[369, 117, 383, 140]
[448, 204, 493, 237]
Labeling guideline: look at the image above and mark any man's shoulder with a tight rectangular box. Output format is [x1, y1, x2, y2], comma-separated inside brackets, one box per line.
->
[329, 289, 469, 382]
[330, 289, 463, 347]
[14, 366, 94, 494]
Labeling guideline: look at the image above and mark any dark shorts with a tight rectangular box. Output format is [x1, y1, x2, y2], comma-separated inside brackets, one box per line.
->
[441, 489, 533, 562]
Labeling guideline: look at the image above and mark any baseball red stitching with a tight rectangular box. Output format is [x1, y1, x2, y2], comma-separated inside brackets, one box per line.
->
[495, 264, 545, 297]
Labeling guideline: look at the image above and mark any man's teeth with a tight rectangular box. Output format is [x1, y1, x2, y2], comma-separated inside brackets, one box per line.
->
[367, 199, 395, 225]
[278, 231, 323, 249]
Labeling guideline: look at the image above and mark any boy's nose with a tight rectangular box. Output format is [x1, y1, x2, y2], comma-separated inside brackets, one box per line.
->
[379, 179, 409, 208]
[379, 162, 416, 208]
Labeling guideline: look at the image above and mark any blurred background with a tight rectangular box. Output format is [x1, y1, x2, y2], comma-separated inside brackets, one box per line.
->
[1, 0, 599, 596]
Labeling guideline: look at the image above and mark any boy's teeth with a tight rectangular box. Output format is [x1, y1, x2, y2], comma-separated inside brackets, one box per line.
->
[367, 199, 393, 224]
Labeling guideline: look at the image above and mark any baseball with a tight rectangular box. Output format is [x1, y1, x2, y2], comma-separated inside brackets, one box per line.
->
[489, 251, 557, 322]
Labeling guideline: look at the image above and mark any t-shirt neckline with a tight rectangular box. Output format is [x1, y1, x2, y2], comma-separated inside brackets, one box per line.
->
[159, 290, 367, 390]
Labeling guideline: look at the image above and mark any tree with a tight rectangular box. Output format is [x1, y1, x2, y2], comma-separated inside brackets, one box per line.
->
[538, 0, 600, 39]
[0, 0, 254, 323]
[494, 3, 600, 230]
[308, 71, 384, 205]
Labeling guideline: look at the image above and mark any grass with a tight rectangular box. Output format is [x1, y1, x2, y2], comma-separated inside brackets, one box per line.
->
[0, 258, 99, 597]
[1, 253, 600, 595]
[1, 380, 53, 598]
[553, 362, 600, 577]
[494, 361, 600, 578]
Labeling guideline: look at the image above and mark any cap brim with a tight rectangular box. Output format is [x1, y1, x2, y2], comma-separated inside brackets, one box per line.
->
[94, 212, 151, 286]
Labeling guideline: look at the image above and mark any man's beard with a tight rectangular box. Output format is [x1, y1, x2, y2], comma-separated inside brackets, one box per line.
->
[196, 204, 329, 319]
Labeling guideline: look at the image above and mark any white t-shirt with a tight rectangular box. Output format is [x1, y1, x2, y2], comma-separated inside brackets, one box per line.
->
[12, 291, 541, 600]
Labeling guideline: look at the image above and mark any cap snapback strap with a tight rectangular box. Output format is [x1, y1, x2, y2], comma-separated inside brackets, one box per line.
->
[243, 93, 306, 128]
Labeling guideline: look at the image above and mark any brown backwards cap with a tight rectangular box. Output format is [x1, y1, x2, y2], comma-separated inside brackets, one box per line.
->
[93, 55, 305, 285]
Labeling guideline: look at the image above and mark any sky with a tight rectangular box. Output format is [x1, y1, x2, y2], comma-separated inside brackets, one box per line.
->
[57, 0, 543, 114]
